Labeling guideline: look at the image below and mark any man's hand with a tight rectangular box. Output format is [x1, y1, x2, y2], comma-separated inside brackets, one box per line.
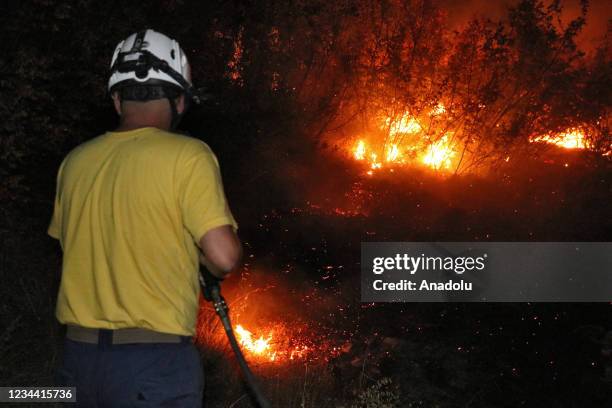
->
[199, 225, 242, 279]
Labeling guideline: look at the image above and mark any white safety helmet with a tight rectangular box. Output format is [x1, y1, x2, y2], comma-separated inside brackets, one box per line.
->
[108, 29, 200, 104]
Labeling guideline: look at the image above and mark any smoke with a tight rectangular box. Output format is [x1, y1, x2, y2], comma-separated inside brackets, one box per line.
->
[437, 0, 610, 52]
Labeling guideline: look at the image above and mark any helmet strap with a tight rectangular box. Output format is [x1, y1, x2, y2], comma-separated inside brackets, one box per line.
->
[168, 96, 182, 130]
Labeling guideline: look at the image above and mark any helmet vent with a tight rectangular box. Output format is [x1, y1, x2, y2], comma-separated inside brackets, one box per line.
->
[135, 66, 148, 79]
[170, 49, 176, 59]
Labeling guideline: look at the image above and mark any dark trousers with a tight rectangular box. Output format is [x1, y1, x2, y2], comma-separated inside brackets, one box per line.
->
[56, 338, 204, 407]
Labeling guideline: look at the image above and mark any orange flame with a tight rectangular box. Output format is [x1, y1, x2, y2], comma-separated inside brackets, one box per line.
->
[350, 107, 458, 172]
[430, 103, 446, 116]
[530, 128, 588, 149]
[370, 152, 382, 169]
[235, 324, 275, 361]
[354, 140, 366, 160]
[385, 144, 400, 162]
[421, 135, 457, 170]
[386, 113, 421, 136]
[348, 107, 608, 175]
[233, 323, 315, 363]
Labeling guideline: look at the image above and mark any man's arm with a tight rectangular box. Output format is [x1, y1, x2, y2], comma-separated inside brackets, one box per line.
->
[199, 225, 242, 279]
[179, 141, 240, 278]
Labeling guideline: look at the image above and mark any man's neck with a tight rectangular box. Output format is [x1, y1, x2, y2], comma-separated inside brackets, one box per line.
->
[115, 121, 170, 133]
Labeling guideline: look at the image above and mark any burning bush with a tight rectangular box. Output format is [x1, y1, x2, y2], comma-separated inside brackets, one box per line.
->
[212, 0, 609, 174]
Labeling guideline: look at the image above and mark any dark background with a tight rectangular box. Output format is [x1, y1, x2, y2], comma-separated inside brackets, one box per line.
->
[1, 1, 611, 407]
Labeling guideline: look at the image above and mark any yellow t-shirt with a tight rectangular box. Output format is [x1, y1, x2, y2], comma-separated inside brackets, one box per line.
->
[48, 127, 237, 336]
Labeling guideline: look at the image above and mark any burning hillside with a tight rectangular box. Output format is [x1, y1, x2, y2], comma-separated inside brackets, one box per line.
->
[347, 107, 607, 176]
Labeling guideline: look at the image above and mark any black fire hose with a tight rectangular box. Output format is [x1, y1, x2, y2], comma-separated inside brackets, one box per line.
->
[199, 268, 272, 408]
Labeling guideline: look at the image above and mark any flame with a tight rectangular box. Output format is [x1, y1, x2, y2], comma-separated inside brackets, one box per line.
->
[387, 113, 421, 136]
[199, 303, 341, 365]
[354, 140, 366, 160]
[348, 106, 607, 175]
[386, 144, 400, 162]
[352, 140, 401, 172]
[421, 135, 457, 170]
[430, 103, 446, 116]
[370, 152, 382, 169]
[235, 324, 275, 360]
[233, 323, 318, 363]
[531, 128, 588, 149]
[350, 107, 459, 172]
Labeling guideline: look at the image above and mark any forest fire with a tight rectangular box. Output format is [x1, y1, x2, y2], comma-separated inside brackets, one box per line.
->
[351, 115, 603, 174]
[8, 1, 610, 407]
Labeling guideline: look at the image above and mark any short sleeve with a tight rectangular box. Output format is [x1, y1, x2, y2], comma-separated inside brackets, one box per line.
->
[178, 141, 237, 245]
[48, 160, 65, 240]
